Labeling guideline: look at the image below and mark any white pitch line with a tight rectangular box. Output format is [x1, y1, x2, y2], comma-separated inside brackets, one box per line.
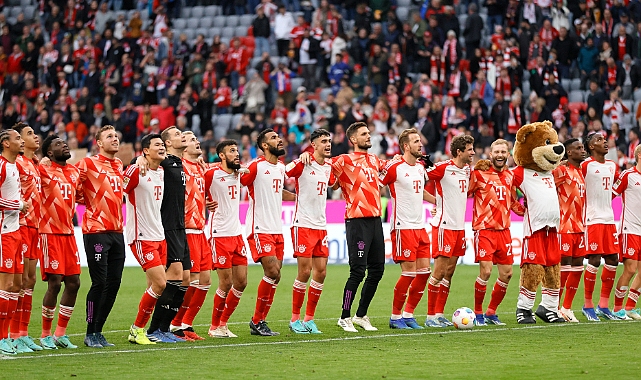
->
[3, 321, 635, 361]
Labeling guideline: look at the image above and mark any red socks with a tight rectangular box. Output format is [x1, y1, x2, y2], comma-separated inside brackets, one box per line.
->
[220, 287, 243, 326]
[392, 273, 415, 315]
[211, 288, 227, 328]
[562, 267, 583, 309]
[614, 286, 628, 312]
[559, 265, 570, 303]
[20, 288, 33, 336]
[473, 277, 487, 315]
[434, 279, 450, 315]
[304, 280, 323, 322]
[252, 277, 275, 324]
[598, 264, 617, 308]
[292, 280, 306, 321]
[583, 264, 598, 308]
[171, 282, 197, 327]
[426, 277, 440, 316]
[134, 287, 159, 329]
[9, 292, 23, 339]
[54, 305, 74, 337]
[486, 279, 509, 315]
[403, 269, 429, 315]
[41, 306, 55, 338]
[182, 285, 209, 327]
[625, 288, 641, 310]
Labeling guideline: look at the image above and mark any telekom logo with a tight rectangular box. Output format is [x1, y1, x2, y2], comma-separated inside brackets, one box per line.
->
[602, 176, 611, 190]
[458, 179, 467, 193]
[494, 185, 506, 200]
[108, 175, 121, 193]
[228, 185, 238, 199]
[413, 180, 422, 193]
[541, 178, 553, 188]
[578, 183, 585, 197]
[317, 181, 327, 195]
[153, 186, 162, 200]
[60, 183, 72, 200]
[272, 178, 282, 193]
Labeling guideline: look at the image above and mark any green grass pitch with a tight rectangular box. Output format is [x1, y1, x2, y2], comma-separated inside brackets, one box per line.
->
[2, 264, 641, 379]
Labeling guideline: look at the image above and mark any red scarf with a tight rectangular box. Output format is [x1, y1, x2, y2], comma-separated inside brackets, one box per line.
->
[388, 65, 400, 84]
[628, 140, 639, 159]
[122, 64, 133, 87]
[448, 71, 461, 97]
[480, 56, 493, 73]
[419, 83, 432, 102]
[618, 36, 627, 60]
[203, 70, 217, 90]
[508, 104, 521, 134]
[430, 56, 446, 90]
[441, 106, 455, 130]
[496, 76, 512, 99]
[262, 62, 271, 84]
[608, 67, 617, 85]
[444, 38, 457, 65]
[602, 19, 614, 37]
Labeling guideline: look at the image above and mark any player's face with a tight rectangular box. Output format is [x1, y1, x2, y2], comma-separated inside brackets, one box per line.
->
[264, 131, 285, 156]
[458, 143, 475, 165]
[184, 133, 202, 156]
[312, 135, 332, 158]
[223, 144, 241, 170]
[19, 126, 39, 151]
[167, 127, 186, 149]
[489, 143, 509, 170]
[144, 138, 166, 162]
[3, 130, 24, 155]
[589, 134, 608, 155]
[49, 138, 71, 161]
[352, 126, 372, 150]
[566, 141, 586, 162]
[98, 129, 120, 154]
[405, 133, 422, 158]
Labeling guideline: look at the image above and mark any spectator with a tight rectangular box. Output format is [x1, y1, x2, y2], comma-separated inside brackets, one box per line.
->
[275, 5, 295, 57]
[604, 89, 630, 130]
[214, 78, 233, 114]
[463, 4, 483, 56]
[252, 7, 271, 58]
[621, 54, 641, 100]
[613, 25, 634, 62]
[483, 0, 507, 35]
[578, 37, 599, 90]
[299, 29, 319, 90]
[542, 74, 567, 111]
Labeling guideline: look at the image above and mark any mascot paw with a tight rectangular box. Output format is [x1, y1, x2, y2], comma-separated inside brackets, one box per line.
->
[535, 305, 566, 323]
[418, 154, 435, 169]
[474, 159, 491, 171]
[516, 308, 536, 324]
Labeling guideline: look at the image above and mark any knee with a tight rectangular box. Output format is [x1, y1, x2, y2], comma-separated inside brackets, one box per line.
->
[480, 268, 492, 280]
[299, 268, 312, 282]
[153, 281, 166, 294]
[315, 268, 327, 283]
[349, 265, 366, 282]
[367, 263, 385, 281]
[66, 278, 81, 293]
[48, 279, 62, 294]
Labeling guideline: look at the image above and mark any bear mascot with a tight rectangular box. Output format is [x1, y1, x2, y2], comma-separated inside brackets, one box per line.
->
[510, 121, 567, 323]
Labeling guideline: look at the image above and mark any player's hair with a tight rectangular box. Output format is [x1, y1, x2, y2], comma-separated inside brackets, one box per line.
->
[0, 130, 12, 153]
[12, 122, 30, 135]
[563, 138, 580, 159]
[141, 133, 162, 151]
[584, 131, 601, 156]
[490, 139, 510, 151]
[310, 129, 330, 142]
[450, 134, 474, 158]
[256, 128, 275, 152]
[635, 144, 641, 161]
[216, 139, 238, 156]
[346, 121, 368, 141]
[398, 128, 419, 153]
[160, 126, 177, 143]
[95, 125, 116, 141]
[41, 134, 59, 158]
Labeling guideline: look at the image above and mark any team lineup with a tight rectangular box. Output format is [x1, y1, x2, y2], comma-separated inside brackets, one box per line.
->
[0, 119, 640, 355]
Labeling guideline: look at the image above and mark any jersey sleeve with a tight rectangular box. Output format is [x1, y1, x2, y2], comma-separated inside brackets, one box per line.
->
[612, 171, 628, 196]
[378, 160, 399, 186]
[511, 166, 524, 188]
[240, 160, 258, 186]
[285, 159, 305, 179]
[330, 155, 345, 179]
[467, 170, 479, 196]
[0, 164, 21, 210]
[75, 158, 87, 205]
[425, 162, 446, 181]
[580, 160, 589, 177]
[123, 165, 140, 195]
[552, 165, 566, 187]
[204, 168, 215, 199]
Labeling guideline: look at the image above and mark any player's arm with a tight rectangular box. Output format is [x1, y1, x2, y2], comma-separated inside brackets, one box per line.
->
[74, 158, 87, 205]
[510, 186, 526, 216]
[202, 168, 218, 212]
[467, 170, 478, 198]
[122, 165, 140, 194]
[612, 171, 628, 198]
[423, 190, 436, 204]
[282, 189, 296, 201]
[330, 155, 344, 190]
[285, 160, 304, 179]
[612, 166, 622, 199]
[239, 160, 258, 187]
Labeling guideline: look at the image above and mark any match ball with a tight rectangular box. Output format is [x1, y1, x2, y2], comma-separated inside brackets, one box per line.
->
[452, 307, 475, 330]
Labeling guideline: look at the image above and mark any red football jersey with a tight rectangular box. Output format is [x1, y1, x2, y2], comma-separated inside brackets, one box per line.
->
[39, 162, 80, 235]
[183, 158, 206, 231]
[468, 167, 523, 231]
[553, 164, 586, 233]
[76, 154, 124, 233]
[331, 152, 384, 219]
[16, 155, 41, 229]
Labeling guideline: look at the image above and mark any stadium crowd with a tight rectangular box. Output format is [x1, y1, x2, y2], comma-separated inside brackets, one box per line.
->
[2, 0, 641, 171]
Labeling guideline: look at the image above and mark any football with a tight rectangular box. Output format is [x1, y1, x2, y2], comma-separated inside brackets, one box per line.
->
[452, 307, 475, 330]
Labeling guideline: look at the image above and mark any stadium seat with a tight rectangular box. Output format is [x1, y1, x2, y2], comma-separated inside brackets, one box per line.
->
[291, 77, 304, 92]
[196, 28, 208, 39]
[634, 88, 641, 102]
[181, 8, 191, 18]
[192, 6, 205, 17]
[240, 15, 254, 27]
[221, 28, 235, 39]
[397, 0, 412, 6]
[458, 14, 467, 27]
[184, 29, 196, 41]
[173, 19, 187, 30]
[6, 0, 18, 6]
[226, 16, 240, 28]
[7, 17, 16, 25]
[251, 57, 261, 68]
[220, 37, 231, 47]
[623, 113, 634, 129]
[10, 7, 21, 18]
[215, 114, 232, 135]
[561, 78, 571, 92]
[570, 78, 581, 91]
[235, 26, 247, 37]
[204, 5, 220, 17]
[569, 90, 584, 103]
[246, 68, 257, 79]
[522, 81, 531, 97]
[213, 15, 225, 27]
[397, 8, 409, 21]
[24, 5, 35, 18]
[187, 17, 200, 30]
[199, 18, 213, 28]
[231, 113, 243, 130]
[320, 88, 332, 101]
[270, 56, 280, 68]
[20, 0, 29, 7]
[209, 27, 222, 39]
[623, 100, 634, 113]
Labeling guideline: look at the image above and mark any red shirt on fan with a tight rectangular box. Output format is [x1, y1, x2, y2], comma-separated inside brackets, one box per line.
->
[76, 154, 124, 234]
[215, 85, 232, 108]
[183, 158, 206, 231]
[39, 162, 80, 235]
[6, 51, 24, 74]
[225, 46, 249, 75]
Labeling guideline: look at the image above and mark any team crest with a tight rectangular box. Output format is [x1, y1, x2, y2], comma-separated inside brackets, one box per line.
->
[241, 247, 247, 257]
[218, 256, 226, 265]
[21, 244, 28, 254]
[264, 244, 272, 253]
[50, 260, 59, 270]
[145, 252, 154, 261]
[298, 245, 306, 253]
[94, 243, 103, 253]
[4, 259, 12, 268]
[590, 243, 598, 251]
[528, 252, 536, 260]
[562, 243, 570, 252]
[628, 248, 636, 255]
[479, 249, 486, 257]
[403, 249, 411, 258]
[444, 245, 451, 253]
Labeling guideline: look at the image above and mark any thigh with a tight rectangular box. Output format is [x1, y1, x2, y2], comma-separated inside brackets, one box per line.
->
[345, 219, 368, 268]
[367, 219, 386, 266]
[492, 230, 514, 266]
[620, 234, 641, 262]
[0, 230, 21, 274]
[20, 226, 40, 261]
[391, 229, 419, 263]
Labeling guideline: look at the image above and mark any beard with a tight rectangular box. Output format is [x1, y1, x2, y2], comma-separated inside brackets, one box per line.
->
[55, 152, 72, 161]
[268, 145, 286, 157]
[226, 158, 241, 170]
[356, 141, 372, 150]
[410, 149, 422, 159]
[491, 157, 506, 169]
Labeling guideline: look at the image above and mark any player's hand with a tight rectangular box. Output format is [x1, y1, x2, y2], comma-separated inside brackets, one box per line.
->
[299, 152, 312, 165]
[430, 207, 436, 217]
[197, 156, 207, 171]
[206, 199, 218, 212]
[40, 156, 51, 167]
[19, 201, 30, 213]
[392, 154, 402, 161]
[236, 167, 250, 174]
[418, 154, 435, 169]
[136, 155, 150, 176]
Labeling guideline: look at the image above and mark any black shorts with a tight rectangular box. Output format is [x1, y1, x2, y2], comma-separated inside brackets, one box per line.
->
[165, 229, 191, 270]
[345, 217, 386, 267]
[83, 232, 126, 265]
